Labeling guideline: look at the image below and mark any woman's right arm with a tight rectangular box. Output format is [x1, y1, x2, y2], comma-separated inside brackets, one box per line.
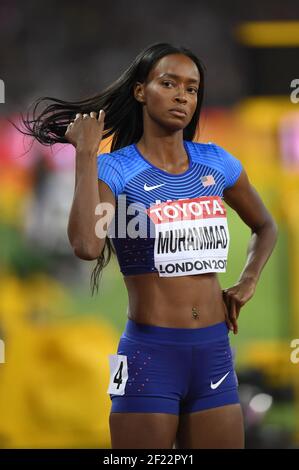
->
[66, 111, 115, 260]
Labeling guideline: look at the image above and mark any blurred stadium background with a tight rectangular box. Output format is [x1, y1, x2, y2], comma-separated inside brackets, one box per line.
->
[1, 0, 299, 449]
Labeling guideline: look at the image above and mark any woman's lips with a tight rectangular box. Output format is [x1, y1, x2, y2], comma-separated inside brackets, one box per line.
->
[169, 109, 187, 118]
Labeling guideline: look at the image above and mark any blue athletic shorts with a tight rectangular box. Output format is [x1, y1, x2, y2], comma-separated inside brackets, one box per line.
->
[108, 319, 239, 415]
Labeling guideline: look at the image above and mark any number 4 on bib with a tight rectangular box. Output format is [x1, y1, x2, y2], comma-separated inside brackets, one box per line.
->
[107, 354, 128, 395]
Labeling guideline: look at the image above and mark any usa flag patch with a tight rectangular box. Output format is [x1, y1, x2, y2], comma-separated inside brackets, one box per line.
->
[200, 175, 215, 187]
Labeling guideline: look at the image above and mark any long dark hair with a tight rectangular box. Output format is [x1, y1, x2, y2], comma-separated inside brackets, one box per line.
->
[18, 42, 206, 295]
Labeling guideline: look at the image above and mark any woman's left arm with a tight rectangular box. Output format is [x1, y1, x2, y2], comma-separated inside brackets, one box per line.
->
[222, 168, 279, 334]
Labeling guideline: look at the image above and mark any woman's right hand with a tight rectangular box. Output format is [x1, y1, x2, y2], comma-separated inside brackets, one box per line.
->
[65, 110, 105, 154]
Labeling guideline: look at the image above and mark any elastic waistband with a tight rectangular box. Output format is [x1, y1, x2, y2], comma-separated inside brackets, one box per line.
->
[123, 319, 229, 345]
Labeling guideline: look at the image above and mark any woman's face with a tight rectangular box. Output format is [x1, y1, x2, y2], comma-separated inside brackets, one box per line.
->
[134, 53, 200, 132]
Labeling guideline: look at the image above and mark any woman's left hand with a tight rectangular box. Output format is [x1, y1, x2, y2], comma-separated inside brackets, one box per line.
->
[222, 278, 257, 335]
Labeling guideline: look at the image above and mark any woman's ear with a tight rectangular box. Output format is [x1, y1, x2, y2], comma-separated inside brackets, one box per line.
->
[134, 82, 145, 104]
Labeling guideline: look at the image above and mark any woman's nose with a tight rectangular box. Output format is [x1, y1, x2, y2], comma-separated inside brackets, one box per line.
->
[175, 94, 187, 103]
[174, 87, 187, 103]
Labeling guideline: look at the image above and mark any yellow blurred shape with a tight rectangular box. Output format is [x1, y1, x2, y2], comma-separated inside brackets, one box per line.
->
[235, 97, 296, 131]
[0, 274, 119, 448]
[241, 341, 297, 387]
[236, 21, 299, 47]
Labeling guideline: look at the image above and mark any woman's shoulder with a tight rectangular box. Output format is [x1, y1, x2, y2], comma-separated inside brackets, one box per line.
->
[187, 140, 223, 167]
[97, 146, 134, 196]
[97, 143, 141, 168]
[187, 140, 228, 155]
[188, 140, 241, 164]
[98, 144, 129, 161]
[188, 140, 243, 189]
[97, 143, 149, 194]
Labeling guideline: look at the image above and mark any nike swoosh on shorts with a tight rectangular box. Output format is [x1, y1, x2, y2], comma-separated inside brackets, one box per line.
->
[210, 371, 230, 390]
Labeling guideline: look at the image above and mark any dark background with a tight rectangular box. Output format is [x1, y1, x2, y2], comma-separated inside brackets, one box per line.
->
[1, 0, 299, 113]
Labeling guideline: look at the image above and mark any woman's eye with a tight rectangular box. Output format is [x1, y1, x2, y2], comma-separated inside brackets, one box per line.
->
[162, 81, 197, 93]
[162, 81, 174, 87]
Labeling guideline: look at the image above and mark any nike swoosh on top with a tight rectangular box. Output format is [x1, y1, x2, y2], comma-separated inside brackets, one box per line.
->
[210, 371, 230, 390]
[143, 183, 165, 191]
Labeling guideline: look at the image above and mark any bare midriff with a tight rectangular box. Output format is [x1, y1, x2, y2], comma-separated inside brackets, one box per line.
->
[124, 272, 228, 329]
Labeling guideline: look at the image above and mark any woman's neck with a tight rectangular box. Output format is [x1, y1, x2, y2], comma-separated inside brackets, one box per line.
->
[136, 133, 188, 173]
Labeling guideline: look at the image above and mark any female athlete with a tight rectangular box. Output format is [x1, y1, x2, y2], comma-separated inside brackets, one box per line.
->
[21, 42, 278, 449]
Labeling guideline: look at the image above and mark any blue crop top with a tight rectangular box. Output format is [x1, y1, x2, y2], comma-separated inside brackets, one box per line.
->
[97, 141, 243, 277]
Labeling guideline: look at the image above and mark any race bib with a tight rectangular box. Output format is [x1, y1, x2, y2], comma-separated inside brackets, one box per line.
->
[107, 354, 128, 395]
[147, 196, 230, 277]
